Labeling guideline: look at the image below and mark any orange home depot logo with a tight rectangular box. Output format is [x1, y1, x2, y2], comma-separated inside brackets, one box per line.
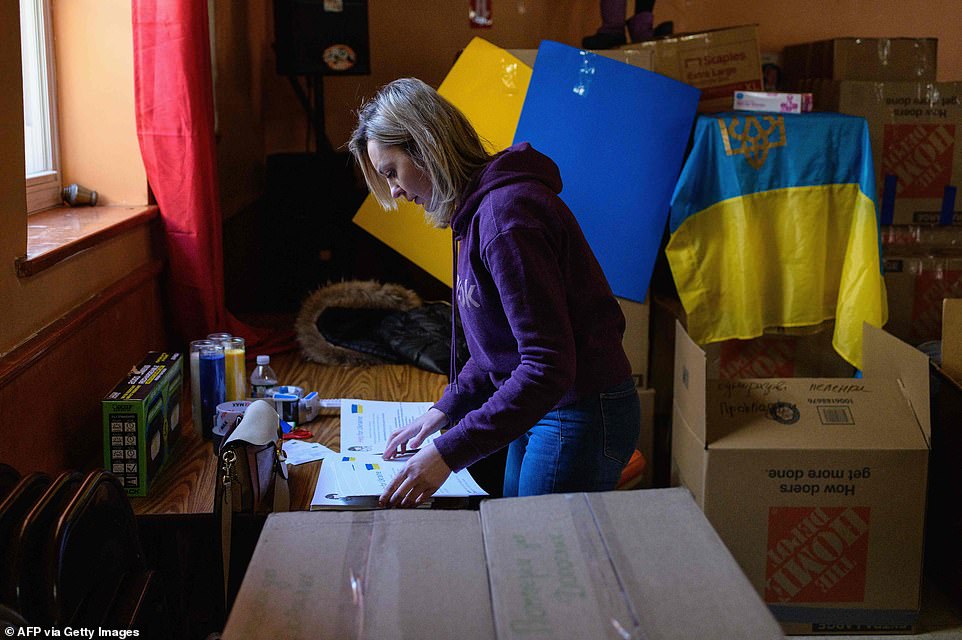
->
[766, 506, 870, 603]
[910, 267, 962, 343]
[882, 124, 955, 198]
[719, 337, 795, 379]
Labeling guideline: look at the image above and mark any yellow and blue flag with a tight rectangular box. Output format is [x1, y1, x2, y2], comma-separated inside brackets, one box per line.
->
[666, 112, 888, 369]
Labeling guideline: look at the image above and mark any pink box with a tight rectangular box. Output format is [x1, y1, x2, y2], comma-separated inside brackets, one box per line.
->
[733, 90, 813, 113]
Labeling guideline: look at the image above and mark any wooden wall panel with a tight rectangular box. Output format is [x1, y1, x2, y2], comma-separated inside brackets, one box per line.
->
[0, 261, 168, 475]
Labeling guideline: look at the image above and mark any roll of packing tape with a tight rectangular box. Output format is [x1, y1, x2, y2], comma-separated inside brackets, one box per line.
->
[213, 400, 253, 440]
[267, 385, 304, 398]
[272, 393, 300, 426]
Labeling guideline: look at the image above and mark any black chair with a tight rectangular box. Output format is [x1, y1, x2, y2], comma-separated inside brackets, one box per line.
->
[11, 471, 85, 624]
[0, 472, 52, 613]
[48, 471, 171, 637]
[0, 464, 20, 503]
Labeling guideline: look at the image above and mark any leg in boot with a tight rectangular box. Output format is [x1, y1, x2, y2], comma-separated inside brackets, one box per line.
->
[582, 0, 627, 49]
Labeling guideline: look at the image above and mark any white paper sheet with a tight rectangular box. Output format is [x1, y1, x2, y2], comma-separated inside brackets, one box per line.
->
[339, 399, 436, 453]
[330, 459, 487, 498]
[281, 439, 337, 466]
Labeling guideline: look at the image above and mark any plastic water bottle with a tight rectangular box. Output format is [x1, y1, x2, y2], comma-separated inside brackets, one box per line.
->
[250, 355, 278, 398]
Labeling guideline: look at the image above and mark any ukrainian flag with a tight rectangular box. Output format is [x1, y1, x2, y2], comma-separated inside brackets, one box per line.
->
[666, 112, 887, 369]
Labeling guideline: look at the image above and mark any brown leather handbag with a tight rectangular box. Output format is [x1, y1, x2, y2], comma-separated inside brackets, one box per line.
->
[215, 400, 290, 602]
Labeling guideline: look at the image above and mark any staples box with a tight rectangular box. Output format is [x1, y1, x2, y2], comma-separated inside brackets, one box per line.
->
[812, 80, 962, 225]
[782, 38, 937, 90]
[629, 24, 764, 113]
[671, 321, 930, 634]
[102, 351, 184, 496]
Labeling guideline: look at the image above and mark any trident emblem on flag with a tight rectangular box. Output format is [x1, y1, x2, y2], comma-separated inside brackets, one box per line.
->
[718, 115, 787, 169]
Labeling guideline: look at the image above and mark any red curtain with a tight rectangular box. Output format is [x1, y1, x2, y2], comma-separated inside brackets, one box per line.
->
[131, 1, 294, 356]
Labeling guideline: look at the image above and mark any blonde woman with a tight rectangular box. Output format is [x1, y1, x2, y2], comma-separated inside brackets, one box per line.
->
[348, 78, 639, 506]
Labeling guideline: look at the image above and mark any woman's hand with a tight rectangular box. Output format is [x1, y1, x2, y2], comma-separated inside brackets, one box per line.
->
[382, 407, 448, 460]
[379, 443, 452, 508]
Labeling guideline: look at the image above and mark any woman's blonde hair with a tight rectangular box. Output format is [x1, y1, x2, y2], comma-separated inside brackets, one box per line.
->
[348, 78, 490, 227]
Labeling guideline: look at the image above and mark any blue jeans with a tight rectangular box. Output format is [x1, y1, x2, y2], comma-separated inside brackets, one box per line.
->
[503, 378, 640, 497]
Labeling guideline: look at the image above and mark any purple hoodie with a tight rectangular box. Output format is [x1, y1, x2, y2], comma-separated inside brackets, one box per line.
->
[432, 143, 632, 472]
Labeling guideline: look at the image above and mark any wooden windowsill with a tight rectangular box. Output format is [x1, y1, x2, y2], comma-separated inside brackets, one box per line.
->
[15, 204, 159, 277]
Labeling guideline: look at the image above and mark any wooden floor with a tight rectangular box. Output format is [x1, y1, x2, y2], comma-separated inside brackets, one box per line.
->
[131, 351, 447, 516]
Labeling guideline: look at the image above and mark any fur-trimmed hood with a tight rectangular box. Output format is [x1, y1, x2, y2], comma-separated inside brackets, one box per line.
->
[295, 280, 421, 366]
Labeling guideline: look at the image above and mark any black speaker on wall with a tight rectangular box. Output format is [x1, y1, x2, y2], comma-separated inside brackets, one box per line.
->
[273, 0, 370, 76]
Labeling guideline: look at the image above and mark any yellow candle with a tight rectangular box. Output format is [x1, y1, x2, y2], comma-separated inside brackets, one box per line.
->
[224, 338, 246, 401]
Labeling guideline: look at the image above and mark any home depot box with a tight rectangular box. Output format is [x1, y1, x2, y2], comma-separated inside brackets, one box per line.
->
[812, 80, 962, 225]
[101, 351, 184, 497]
[782, 37, 937, 90]
[627, 24, 764, 113]
[671, 320, 930, 634]
[883, 252, 962, 345]
[507, 46, 654, 70]
[224, 489, 785, 639]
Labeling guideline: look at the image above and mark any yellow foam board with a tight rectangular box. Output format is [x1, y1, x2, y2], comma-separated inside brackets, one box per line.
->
[352, 38, 532, 286]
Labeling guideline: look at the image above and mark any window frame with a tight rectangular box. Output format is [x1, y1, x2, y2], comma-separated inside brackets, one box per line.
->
[21, 0, 61, 214]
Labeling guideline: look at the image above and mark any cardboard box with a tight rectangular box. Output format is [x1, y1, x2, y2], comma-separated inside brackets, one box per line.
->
[671, 320, 930, 634]
[102, 351, 184, 496]
[617, 296, 650, 385]
[224, 489, 785, 639]
[782, 38, 937, 90]
[883, 253, 962, 345]
[812, 80, 962, 225]
[627, 24, 764, 113]
[637, 386, 655, 486]
[507, 46, 653, 71]
[151, 351, 184, 453]
[924, 299, 962, 608]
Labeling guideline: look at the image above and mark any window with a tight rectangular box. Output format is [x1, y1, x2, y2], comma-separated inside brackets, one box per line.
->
[20, 0, 60, 213]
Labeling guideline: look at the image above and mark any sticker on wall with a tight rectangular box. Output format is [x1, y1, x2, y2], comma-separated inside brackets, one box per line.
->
[469, 0, 492, 27]
[323, 44, 357, 71]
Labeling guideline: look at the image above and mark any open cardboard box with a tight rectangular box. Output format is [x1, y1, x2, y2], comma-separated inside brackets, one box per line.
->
[672, 320, 930, 634]
[222, 489, 785, 639]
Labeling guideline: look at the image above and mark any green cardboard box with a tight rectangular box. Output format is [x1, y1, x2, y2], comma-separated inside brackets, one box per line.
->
[102, 351, 184, 496]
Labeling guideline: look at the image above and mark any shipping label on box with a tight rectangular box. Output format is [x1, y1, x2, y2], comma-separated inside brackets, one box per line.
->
[672, 320, 930, 634]
[816, 80, 962, 225]
[631, 24, 763, 113]
[102, 351, 184, 497]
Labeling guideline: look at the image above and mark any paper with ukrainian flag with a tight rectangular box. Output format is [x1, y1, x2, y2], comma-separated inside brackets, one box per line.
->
[330, 457, 487, 498]
[339, 399, 435, 452]
[352, 38, 532, 286]
[666, 112, 888, 369]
